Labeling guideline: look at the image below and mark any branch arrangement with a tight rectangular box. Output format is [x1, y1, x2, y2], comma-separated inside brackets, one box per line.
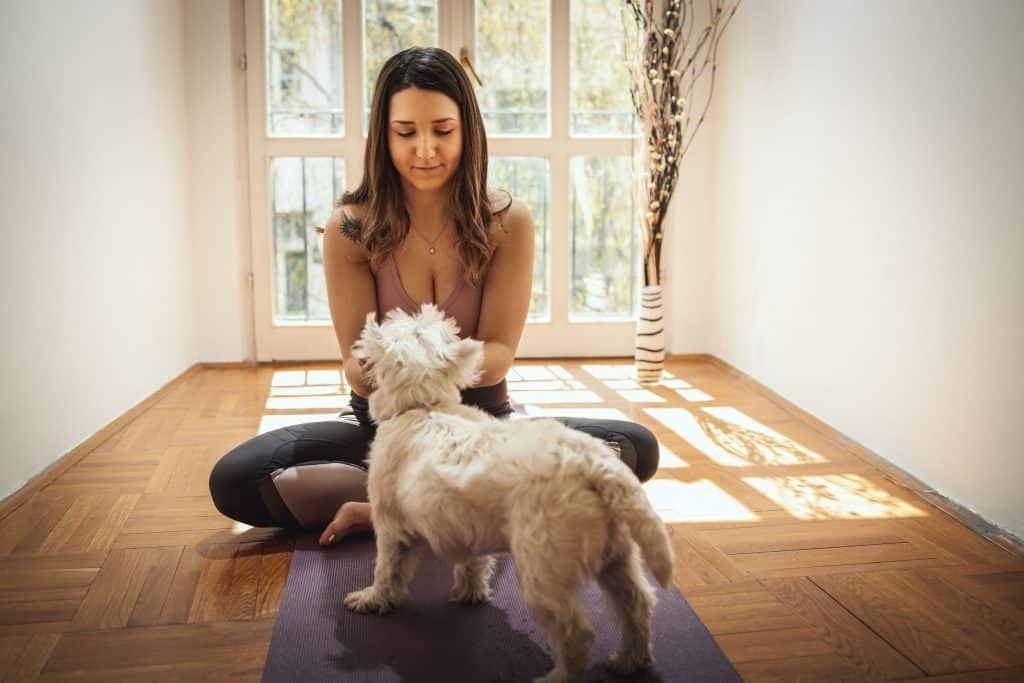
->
[624, 0, 740, 286]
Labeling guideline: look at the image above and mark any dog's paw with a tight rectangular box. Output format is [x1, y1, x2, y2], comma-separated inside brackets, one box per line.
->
[449, 557, 495, 605]
[344, 586, 394, 614]
[448, 582, 492, 605]
[606, 648, 654, 674]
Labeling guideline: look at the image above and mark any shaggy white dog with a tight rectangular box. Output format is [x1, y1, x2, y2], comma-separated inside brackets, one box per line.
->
[343, 304, 675, 683]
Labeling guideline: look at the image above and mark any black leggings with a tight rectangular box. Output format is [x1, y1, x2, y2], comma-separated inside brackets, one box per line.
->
[208, 380, 660, 532]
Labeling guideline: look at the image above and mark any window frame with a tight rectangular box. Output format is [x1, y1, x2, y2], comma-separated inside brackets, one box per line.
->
[245, 0, 641, 361]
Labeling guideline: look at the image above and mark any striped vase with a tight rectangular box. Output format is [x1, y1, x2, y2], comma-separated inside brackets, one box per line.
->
[635, 285, 665, 384]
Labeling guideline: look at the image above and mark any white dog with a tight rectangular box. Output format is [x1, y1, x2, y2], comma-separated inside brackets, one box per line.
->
[343, 304, 675, 682]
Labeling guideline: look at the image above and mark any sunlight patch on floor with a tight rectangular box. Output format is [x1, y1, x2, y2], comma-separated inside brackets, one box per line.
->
[307, 369, 343, 385]
[653, 377, 713, 402]
[618, 389, 667, 403]
[604, 379, 642, 389]
[643, 478, 759, 523]
[547, 365, 576, 379]
[510, 365, 576, 381]
[644, 408, 753, 466]
[231, 521, 254, 535]
[519, 406, 631, 420]
[508, 390, 604, 404]
[700, 406, 828, 464]
[741, 473, 927, 519]
[271, 369, 343, 387]
[656, 442, 689, 468]
[507, 379, 588, 391]
[677, 388, 714, 402]
[581, 363, 678, 381]
[270, 370, 307, 387]
[581, 364, 637, 380]
[644, 407, 831, 466]
[258, 413, 342, 433]
[270, 385, 345, 397]
[580, 363, 678, 380]
[265, 395, 348, 410]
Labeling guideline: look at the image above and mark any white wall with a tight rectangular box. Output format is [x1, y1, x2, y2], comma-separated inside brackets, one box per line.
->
[707, 0, 1024, 536]
[663, 100, 715, 354]
[0, 0, 205, 503]
[186, 0, 252, 363]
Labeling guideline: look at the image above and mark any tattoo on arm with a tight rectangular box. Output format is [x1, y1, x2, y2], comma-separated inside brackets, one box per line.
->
[341, 214, 363, 243]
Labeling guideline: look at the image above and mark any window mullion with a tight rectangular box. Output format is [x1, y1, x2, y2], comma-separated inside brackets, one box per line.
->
[549, 0, 570, 325]
[550, 0, 568, 141]
[342, 0, 363, 150]
[438, 0, 470, 58]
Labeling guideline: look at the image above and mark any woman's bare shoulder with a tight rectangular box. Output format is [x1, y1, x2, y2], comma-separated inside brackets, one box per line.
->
[488, 189, 514, 217]
[487, 189, 520, 241]
[488, 191, 532, 244]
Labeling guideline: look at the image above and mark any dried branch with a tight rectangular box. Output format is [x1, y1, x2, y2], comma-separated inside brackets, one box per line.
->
[625, 0, 741, 286]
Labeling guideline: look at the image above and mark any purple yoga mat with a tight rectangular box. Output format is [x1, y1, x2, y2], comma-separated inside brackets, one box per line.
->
[262, 534, 741, 682]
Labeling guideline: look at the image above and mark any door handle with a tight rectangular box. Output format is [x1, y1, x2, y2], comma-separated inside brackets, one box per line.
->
[459, 47, 484, 87]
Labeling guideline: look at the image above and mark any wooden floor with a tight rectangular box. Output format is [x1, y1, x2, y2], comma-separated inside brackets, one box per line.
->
[1, 358, 1022, 681]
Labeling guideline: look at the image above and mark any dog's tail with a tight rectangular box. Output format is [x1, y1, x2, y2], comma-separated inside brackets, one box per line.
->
[585, 448, 675, 588]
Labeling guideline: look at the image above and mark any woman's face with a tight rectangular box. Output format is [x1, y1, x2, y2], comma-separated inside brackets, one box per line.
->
[387, 87, 463, 193]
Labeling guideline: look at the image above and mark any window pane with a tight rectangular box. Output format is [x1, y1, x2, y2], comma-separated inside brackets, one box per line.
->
[570, 0, 639, 136]
[476, 0, 549, 136]
[266, 0, 344, 137]
[488, 158, 550, 321]
[271, 157, 345, 323]
[570, 156, 638, 319]
[363, 0, 439, 135]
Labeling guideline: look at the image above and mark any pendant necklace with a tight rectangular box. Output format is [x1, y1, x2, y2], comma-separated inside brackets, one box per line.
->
[411, 219, 450, 255]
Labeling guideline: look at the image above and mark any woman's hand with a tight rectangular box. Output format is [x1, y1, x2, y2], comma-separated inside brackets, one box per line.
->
[319, 501, 373, 546]
[343, 355, 375, 397]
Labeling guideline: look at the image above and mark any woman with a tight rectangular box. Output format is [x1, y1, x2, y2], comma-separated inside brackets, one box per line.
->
[208, 47, 660, 547]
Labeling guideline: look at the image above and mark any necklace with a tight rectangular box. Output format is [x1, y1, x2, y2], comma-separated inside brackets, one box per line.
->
[410, 219, 450, 255]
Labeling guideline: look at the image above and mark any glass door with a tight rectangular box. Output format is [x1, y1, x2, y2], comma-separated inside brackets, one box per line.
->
[245, 0, 642, 361]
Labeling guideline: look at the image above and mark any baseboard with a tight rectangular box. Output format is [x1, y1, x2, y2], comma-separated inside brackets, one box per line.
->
[0, 363, 206, 523]
[696, 354, 1024, 559]
[200, 360, 260, 368]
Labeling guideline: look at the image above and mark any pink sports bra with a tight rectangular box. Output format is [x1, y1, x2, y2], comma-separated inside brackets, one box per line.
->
[374, 252, 483, 339]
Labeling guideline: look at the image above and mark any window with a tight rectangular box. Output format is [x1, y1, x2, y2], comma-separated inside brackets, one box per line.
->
[247, 0, 642, 360]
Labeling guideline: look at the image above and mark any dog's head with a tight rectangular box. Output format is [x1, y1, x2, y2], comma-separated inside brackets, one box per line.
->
[353, 303, 484, 420]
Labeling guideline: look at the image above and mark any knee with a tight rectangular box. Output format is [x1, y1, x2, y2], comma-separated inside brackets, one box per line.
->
[553, 417, 660, 482]
[608, 422, 659, 483]
[627, 424, 660, 482]
[208, 444, 279, 528]
[208, 452, 237, 516]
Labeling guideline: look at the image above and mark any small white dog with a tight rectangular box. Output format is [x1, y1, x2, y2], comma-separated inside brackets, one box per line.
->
[343, 304, 675, 682]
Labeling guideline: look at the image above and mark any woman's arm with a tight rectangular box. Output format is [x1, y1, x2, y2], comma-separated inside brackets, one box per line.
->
[323, 205, 377, 396]
[318, 206, 378, 545]
[474, 199, 536, 386]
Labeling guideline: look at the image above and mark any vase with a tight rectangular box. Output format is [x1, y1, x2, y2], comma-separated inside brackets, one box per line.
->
[635, 284, 665, 384]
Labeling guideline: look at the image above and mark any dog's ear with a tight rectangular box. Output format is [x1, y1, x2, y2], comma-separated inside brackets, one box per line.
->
[446, 338, 484, 389]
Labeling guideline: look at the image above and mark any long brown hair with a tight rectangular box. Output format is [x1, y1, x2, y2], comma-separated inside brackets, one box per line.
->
[336, 46, 511, 287]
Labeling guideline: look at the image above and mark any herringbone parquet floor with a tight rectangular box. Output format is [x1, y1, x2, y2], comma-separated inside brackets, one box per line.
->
[1, 358, 1021, 681]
